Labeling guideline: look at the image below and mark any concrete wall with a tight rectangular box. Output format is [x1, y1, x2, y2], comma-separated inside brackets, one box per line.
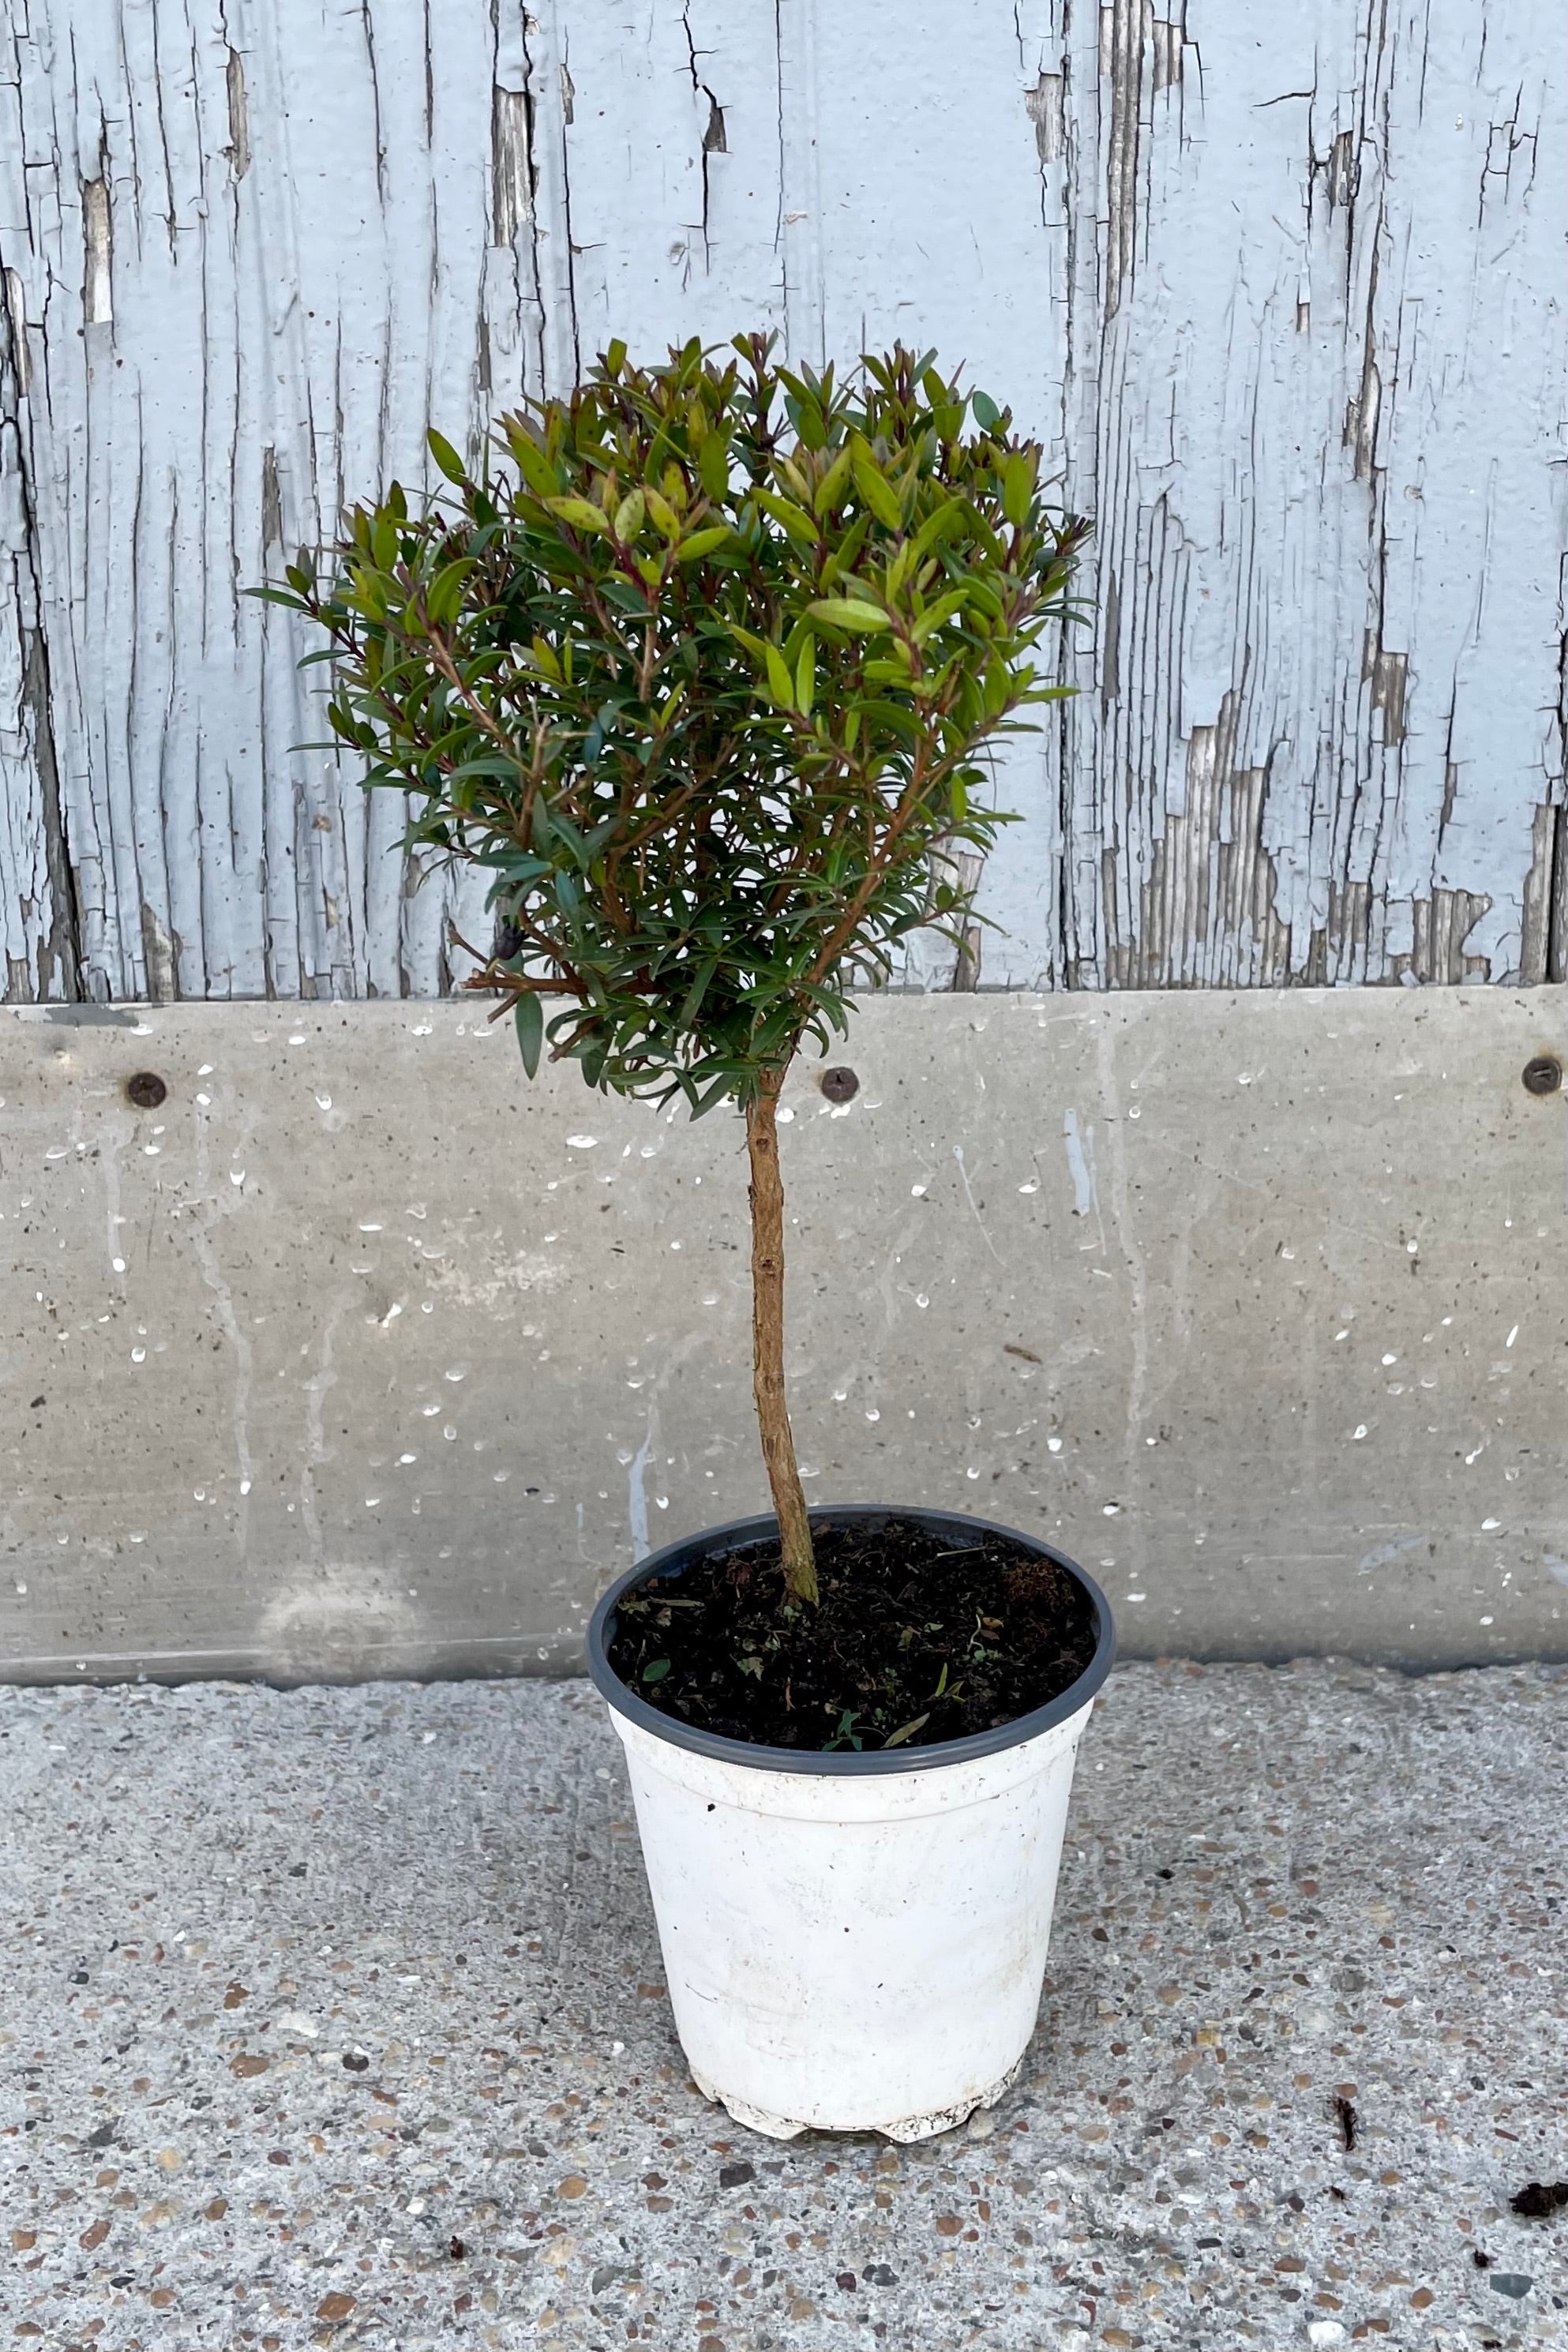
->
[2, 2, 1565, 1005]
[3, 990, 1564, 1682]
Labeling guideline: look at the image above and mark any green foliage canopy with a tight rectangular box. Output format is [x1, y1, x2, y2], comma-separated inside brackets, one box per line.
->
[256, 334, 1091, 1110]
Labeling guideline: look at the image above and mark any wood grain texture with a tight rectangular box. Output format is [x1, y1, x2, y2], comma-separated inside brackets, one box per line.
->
[1, 0, 1563, 1000]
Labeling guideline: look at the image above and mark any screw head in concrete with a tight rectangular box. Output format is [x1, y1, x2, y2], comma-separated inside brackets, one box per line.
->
[125, 1071, 168, 1108]
[1521, 1054, 1562, 1097]
[820, 1066, 860, 1103]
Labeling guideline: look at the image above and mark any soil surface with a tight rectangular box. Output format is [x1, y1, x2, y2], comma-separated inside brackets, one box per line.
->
[603, 1515, 1100, 1752]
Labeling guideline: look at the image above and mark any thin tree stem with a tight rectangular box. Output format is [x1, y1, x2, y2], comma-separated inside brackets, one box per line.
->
[745, 1071, 817, 1606]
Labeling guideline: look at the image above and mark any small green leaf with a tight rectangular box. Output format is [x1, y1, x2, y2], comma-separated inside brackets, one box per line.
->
[814, 445, 853, 515]
[794, 633, 815, 717]
[613, 489, 646, 542]
[427, 428, 468, 483]
[852, 453, 904, 531]
[673, 524, 732, 563]
[513, 991, 543, 1078]
[545, 494, 611, 535]
[1002, 452, 1034, 528]
[970, 389, 1000, 430]
[754, 488, 816, 543]
[425, 559, 473, 628]
[882, 1712, 930, 1749]
[508, 427, 559, 499]
[641, 1658, 671, 1684]
[643, 482, 679, 538]
[910, 497, 964, 560]
[763, 643, 796, 709]
[806, 598, 891, 632]
[677, 955, 718, 1029]
[910, 590, 969, 644]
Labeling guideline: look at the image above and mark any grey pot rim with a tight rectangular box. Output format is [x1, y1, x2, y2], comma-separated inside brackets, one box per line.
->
[584, 1502, 1117, 1776]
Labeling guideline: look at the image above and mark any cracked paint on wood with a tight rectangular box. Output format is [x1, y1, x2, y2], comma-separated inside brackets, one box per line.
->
[0, 0, 1564, 1002]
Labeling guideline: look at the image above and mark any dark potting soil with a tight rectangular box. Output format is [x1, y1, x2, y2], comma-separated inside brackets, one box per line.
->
[604, 1516, 1099, 1754]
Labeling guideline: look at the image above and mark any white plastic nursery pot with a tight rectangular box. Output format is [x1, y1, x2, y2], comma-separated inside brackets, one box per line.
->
[586, 1506, 1116, 2142]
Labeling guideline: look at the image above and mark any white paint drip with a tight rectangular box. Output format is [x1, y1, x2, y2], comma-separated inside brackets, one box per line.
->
[298, 1303, 344, 1567]
[1063, 1108, 1098, 1220]
[1357, 1533, 1426, 1575]
[1096, 1027, 1150, 1596]
[628, 1407, 658, 1563]
[99, 1115, 127, 1286]
[952, 1146, 1003, 1266]
[179, 1090, 254, 1524]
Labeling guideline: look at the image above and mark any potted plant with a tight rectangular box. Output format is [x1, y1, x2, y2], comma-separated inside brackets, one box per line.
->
[258, 334, 1115, 2141]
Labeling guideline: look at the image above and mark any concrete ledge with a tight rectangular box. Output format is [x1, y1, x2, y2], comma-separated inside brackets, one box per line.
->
[4, 1660, 1567, 2347]
[2, 988, 1566, 1682]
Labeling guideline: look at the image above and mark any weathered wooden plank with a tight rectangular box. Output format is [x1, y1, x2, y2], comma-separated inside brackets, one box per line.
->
[1033, 0, 1568, 988]
[0, 0, 1563, 1000]
[1, 0, 546, 1000]
[1, 235, 78, 1003]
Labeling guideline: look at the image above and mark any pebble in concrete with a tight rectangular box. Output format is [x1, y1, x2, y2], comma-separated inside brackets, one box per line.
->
[3, 1659, 1567, 2349]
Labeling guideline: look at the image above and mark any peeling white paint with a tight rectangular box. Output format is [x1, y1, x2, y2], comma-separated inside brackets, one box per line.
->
[1, 3, 1562, 1003]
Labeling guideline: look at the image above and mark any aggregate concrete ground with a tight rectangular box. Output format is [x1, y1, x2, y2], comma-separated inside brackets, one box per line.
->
[3, 1659, 1567, 2352]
